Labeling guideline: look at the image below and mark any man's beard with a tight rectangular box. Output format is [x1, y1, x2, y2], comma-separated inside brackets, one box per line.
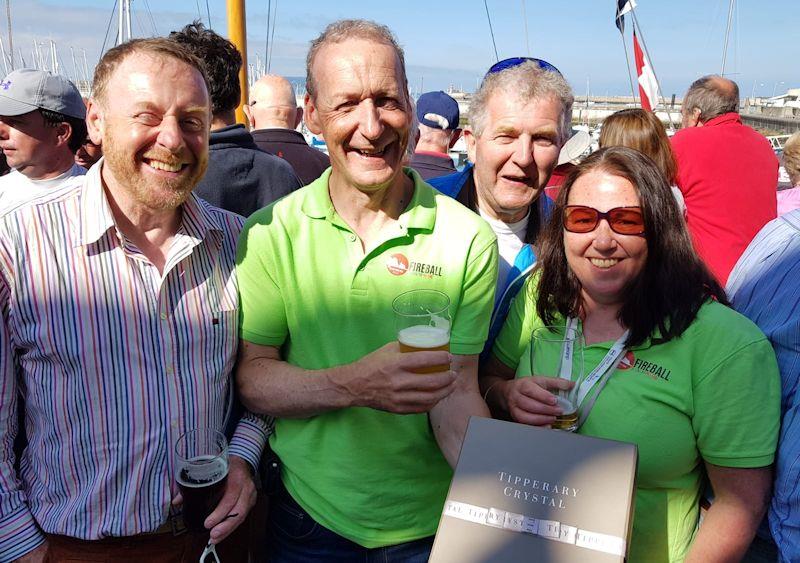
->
[102, 131, 207, 211]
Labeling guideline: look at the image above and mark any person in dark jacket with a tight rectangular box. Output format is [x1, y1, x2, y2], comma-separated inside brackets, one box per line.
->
[245, 74, 330, 186]
[408, 91, 461, 180]
[170, 22, 300, 217]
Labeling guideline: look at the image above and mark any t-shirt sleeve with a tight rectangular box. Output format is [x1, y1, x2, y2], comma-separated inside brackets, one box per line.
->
[449, 228, 498, 356]
[236, 206, 288, 346]
[492, 274, 538, 370]
[693, 338, 781, 467]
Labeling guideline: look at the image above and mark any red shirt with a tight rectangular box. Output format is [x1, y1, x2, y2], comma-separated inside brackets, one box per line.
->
[671, 112, 778, 285]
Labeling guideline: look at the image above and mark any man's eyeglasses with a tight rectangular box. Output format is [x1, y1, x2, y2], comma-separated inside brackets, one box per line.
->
[563, 205, 646, 236]
[485, 57, 562, 77]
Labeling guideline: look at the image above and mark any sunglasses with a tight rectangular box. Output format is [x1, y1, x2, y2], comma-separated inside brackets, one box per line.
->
[485, 57, 562, 77]
[563, 206, 646, 235]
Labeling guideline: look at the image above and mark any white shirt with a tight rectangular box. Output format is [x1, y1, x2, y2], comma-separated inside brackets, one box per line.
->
[478, 207, 529, 296]
[0, 163, 86, 213]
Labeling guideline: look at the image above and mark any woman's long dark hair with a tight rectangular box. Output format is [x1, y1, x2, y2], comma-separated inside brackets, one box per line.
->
[534, 146, 727, 346]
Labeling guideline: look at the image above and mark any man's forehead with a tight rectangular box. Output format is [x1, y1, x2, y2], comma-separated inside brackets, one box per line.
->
[103, 53, 209, 108]
[313, 39, 404, 87]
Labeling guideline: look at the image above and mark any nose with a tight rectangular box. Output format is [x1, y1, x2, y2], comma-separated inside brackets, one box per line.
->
[358, 100, 384, 141]
[156, 116, 184, 153]
[591, 219, 618, 251]
[511, 136, 535, 169]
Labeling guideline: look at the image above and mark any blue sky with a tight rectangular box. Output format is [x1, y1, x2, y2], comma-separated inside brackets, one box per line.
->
[9, 0, 800, 98]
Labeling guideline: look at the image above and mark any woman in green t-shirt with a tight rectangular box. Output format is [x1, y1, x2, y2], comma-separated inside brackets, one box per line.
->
[481, 146, 779, 562]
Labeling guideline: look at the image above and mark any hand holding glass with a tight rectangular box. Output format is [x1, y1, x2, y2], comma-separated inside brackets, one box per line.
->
[392, 289, 451, 374]
[175, 428, 229, 533]
[530, 325, 585, 432]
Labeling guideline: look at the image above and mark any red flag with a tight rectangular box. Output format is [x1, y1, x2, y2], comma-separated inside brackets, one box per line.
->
[633, 30, 659, 111]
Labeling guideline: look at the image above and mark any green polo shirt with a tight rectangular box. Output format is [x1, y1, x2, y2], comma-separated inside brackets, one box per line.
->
[237, 167, 498, 548]
[493, 276, 780, 562]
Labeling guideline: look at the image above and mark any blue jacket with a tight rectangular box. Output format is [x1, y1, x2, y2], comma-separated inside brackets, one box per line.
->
[429, 164, 554, 356]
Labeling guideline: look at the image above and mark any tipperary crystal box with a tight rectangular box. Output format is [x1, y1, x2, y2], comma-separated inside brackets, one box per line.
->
[430, 417, 638, 562]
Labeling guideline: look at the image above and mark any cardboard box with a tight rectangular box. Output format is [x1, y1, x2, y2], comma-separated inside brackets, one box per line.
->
[429, 417, 638, 562]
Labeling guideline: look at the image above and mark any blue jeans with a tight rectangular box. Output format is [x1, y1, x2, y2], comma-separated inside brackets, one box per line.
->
[268, 485, 434, 563]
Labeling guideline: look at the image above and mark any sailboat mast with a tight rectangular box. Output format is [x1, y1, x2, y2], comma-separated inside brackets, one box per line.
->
[5, 0, 12, 71]
[720, 0, 735, 76]
[227, 0, 248, 124]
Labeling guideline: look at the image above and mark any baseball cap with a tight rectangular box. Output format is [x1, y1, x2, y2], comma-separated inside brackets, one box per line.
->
[416, 91, 459, 131]
[0, 68, 86, 119]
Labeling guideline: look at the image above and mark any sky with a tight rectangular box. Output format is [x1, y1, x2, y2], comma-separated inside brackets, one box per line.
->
[6, 0, 800, 99]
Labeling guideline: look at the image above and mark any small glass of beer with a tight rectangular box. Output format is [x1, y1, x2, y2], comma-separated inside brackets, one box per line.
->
[530, 325, 584, 432]
[175, 428, 229, 532]
[392, 289, 451, 374]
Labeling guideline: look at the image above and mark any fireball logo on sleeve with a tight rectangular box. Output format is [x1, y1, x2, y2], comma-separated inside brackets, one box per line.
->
[386, 253, 409, 276]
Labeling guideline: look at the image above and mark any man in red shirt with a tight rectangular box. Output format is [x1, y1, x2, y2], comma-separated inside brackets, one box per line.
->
[671, 75, 778, 285]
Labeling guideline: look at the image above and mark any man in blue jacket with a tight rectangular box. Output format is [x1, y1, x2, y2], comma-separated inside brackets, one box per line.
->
[170, 22, 300, 217]
[429, 58, 573, 353]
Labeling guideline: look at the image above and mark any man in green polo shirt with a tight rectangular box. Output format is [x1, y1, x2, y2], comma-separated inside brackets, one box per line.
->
[235, 19, 498, 561]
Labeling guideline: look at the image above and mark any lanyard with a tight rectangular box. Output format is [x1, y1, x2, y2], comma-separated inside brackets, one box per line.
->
[562, 317, 629, 415]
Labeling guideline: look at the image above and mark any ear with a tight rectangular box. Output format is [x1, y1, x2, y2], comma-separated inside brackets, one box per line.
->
[243, 104, 255, 129]
[464, 127, 477, 163]
[304, 93, 322, 135]
[86, 98, 104, 145]
[449, 128, 462, 149]
[54, 121, 72, 148]
[293, 107, 303, 130]
[692, 108, 703, 127]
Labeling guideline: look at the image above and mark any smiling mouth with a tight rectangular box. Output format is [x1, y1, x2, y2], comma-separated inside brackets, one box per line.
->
[144, 158, 186, 173]
[589, 258, 620, 269]
[501, 175, 532, 186]
[352, 147, 387, 158]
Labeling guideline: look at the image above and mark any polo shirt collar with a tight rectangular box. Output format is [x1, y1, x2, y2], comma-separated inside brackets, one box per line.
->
[77, 157, 223, 247]
[300, 166, 437, 231]
[703, 112, 741, 127]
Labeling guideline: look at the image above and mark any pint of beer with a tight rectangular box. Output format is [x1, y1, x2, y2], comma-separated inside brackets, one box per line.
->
[175, 429, 229, 532]
[393, 289, 451, 374]
[530, 325, 584, 432]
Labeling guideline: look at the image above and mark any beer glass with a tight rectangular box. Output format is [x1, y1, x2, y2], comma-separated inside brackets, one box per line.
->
[392, 289, 451, 374]
[175, 428, 229, 532]
[530, 325, 584, 432]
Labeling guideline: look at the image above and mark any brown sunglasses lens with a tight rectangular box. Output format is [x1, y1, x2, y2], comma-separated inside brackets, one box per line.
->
[564, 206, 645, 235]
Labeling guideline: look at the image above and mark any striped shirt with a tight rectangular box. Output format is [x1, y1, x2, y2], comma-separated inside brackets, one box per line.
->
[728, 209, 800, 563]
[0, 160, 269, 561]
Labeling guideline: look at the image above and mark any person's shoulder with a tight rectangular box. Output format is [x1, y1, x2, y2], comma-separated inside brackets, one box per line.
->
[430, 184, 494, 241]
[252, 148, 301, 180]
[0, 175, 84, 220]
[245, 179, 311, 229]
[686, 300, 768, 347]
[427, 165, 470, 196]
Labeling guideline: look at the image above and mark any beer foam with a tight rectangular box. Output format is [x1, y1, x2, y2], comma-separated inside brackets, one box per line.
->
[398, 325, 449, 349]
[176, 455, 228, 488]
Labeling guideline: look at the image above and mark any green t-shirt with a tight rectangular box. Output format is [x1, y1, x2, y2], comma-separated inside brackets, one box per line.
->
[493, 277, 780, 562]
[237, 168, 498, 548]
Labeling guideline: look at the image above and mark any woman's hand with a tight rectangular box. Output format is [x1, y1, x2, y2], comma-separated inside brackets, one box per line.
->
[504, 377, 575, 427]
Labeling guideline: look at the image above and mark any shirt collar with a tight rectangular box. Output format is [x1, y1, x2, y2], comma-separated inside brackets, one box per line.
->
[300, 166, 437, 231]
[76, 157, 224, 247]
[702, 112, 741, 127]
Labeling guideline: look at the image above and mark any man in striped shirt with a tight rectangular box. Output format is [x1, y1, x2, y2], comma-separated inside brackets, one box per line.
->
[728, 209, 800, 562]
[0, 39, 267, 562]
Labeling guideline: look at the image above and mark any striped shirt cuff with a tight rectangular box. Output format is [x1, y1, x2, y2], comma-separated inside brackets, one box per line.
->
[0, 505, 46, 563]
[229, 411, 273, 471]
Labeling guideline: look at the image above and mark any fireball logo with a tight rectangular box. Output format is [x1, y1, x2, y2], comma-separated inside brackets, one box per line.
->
[386, 253, 409, 276]
[617, 350, 635, 370]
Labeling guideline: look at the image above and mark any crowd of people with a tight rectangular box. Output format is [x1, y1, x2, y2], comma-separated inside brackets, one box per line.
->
[0, 16, 796, 563]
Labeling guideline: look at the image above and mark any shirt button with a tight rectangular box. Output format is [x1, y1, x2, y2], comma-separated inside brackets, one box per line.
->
[349, 234, 356, 242]
[160, 312, 168, 320]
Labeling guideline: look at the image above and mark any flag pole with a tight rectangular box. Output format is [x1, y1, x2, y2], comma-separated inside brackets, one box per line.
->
[620, 31, 637, 106]
[629, 8, 676, 129]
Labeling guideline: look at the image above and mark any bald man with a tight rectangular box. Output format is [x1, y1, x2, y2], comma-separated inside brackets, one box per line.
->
[245, 75, 330, 185]
[671, 75, 778, 284]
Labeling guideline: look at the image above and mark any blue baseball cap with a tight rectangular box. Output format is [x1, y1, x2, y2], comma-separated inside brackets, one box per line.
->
[416, 91, 459, 131]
